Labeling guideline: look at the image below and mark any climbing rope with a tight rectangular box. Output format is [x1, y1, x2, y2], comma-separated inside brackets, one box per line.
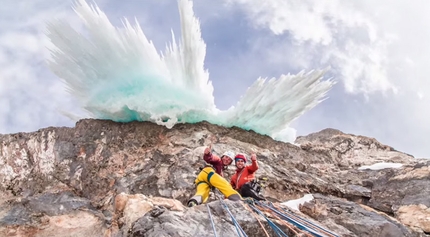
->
[206, 204, 218, 237]
[247, 202, 289, 237]
[269, 203, 339, 237]
[258, 201, 322, 236]
[214, 190, 248, 237]
[222, 200, 248, 237]
[257, 201, 339, 237]
[241, 202, 271, 237]
[276, 205, 339, 237]
[202, 189, 338, 237]
[256, 205, 304, 237]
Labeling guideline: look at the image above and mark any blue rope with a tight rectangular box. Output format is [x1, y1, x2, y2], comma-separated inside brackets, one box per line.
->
[257, 201, 336, 237]
[247, 203, 289, 237]
[259, 202, 319, 236]
[276, 205, 339, 237]
[206, 204, 218, 237]
[221, 201, 248, 237]
[214, 190, 248, 237]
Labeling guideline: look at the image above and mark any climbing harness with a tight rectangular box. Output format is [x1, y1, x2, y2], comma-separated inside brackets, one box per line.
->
[206, 204, 218, 237]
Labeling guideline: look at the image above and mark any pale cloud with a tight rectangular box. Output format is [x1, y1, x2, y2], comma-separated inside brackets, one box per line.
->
[331, 40, 396, 94]
[0, 0, 86, 132]
[224, 0, 398, 95]
[225, 0, 335, 43]
[224, 0, 430, 158]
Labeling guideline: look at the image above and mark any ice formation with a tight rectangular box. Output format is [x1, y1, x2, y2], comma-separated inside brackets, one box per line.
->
[46, 0, 335, 143]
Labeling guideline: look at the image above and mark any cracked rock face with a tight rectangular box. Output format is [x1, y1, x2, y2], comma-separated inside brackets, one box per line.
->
[295, 128, 415, 168]
[0, 120, 429, 236]
[300, 194, 421, 237]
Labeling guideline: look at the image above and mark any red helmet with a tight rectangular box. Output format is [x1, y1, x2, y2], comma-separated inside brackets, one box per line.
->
[234, 153, 247, 163]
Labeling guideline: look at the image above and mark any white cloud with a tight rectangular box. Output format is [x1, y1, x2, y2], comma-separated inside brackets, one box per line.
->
[224, 0, 398, 95]
[226, 0, 430, 157]
[226, 0, 335, 43]
[417, 92, 424, 100]
[0, 0, 87, 133]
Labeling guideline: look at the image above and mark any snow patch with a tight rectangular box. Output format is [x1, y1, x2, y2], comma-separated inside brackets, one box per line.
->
[280, 194, 314, 211]
[358, 162, 403, 170]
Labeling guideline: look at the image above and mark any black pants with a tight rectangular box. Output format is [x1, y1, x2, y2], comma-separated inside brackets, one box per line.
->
[239, 181, 266, 201]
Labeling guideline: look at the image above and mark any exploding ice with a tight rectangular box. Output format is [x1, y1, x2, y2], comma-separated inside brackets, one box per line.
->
[46, 0, 335, 143]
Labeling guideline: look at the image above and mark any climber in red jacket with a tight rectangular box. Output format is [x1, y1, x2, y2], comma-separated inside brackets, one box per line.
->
[230, 153, 265, 200]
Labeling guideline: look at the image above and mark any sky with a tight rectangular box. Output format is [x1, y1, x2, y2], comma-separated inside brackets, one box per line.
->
[0, 0, 429, 158]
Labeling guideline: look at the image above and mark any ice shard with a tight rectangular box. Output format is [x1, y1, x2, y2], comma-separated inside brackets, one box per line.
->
[46, 0, 335, 143]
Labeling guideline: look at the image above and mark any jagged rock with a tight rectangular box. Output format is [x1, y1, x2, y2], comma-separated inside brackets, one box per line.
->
[129, 200, 326, 237]
[0, 192, 108, 237]
[300, 194, 427, 237]
[397, 205, 430, 233]
[367, 160, 430, 232]
[130, 201, 268, 237]
[295, 128, 415, 167]
[113, 193, 185, 236]
[0, 119, 428, 236]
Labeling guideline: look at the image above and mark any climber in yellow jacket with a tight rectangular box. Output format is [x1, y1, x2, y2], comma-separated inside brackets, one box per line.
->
[187, 145, 241, 207]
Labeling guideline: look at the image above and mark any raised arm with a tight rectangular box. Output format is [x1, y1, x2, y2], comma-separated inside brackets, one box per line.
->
[247, 153, 259, 173]
[203, 145, 220, 164]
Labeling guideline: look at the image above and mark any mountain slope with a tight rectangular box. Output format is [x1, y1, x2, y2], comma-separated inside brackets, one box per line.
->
[0, 119, 428, 236]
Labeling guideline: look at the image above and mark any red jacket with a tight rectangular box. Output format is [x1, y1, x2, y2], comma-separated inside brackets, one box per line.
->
[230, 159, 258, 190]
[203, 152, 224, 177]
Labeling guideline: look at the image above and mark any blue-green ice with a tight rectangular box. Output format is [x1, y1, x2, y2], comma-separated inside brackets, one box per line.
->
[46, 0, 334, 143]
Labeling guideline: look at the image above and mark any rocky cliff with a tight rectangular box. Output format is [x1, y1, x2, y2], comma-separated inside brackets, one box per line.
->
[0, 119, 429, 236]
